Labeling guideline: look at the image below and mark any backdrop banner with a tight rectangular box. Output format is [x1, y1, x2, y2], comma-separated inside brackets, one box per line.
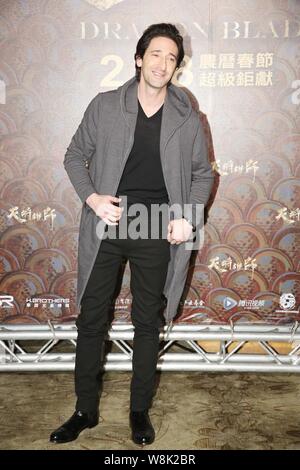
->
[0, 0, 299, 326]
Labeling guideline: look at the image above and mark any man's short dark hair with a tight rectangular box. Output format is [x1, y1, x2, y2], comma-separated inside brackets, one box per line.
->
[134, 23, 184, 81]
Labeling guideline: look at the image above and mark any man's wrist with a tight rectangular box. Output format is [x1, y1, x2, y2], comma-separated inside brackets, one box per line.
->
[86, 193, 99, 210]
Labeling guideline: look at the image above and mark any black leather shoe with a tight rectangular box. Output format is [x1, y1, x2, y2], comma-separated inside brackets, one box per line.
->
[50, 410, 98, 444]
[130, 410, 155, 445]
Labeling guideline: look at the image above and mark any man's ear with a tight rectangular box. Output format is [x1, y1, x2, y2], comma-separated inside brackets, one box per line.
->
[136, 56, 142, 67]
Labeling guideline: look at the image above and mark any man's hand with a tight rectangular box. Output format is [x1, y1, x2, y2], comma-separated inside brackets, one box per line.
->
[167, 218, 193, 245]
[86, 193, 123, 225]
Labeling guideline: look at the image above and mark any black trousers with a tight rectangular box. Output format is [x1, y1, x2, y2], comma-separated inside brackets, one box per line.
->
[75, 212, 170, 413]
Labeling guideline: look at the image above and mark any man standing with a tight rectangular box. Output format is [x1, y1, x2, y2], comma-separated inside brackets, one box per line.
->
[50, 23, 214, 446]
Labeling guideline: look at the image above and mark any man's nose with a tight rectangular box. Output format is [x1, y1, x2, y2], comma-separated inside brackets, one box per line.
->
[159, 58, 167, 70]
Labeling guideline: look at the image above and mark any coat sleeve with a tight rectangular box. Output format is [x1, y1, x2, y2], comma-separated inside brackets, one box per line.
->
[189, 120, 214, 226]
[63, 93, 101, 204]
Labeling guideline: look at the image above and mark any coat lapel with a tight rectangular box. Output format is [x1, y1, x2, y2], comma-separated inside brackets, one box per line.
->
[160, 88, 190, 160]
[121, 76, 138, 131]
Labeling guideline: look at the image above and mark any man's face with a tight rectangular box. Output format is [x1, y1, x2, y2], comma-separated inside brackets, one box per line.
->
[136, 36, 179, 90]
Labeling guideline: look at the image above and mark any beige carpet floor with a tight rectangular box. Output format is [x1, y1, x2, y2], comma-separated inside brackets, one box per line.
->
[1, 369, 300, 450]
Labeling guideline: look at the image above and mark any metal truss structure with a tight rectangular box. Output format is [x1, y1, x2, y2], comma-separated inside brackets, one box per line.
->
[1, 322, 300, 372]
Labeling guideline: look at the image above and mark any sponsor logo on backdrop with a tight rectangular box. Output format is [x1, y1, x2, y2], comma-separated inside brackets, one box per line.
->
[238, 299, 265, 310]
[0, 295, 14, 308]
[181, 299, 205, 308]
[275, 293, 299, 314]
[223, 297, 265, 311]
[279, 293, 296, 311]
[223, 297, 238, 310]
[25, 298, 70, 308]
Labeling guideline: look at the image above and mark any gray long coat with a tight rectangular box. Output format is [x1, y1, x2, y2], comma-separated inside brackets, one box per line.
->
[64, 76, 214, 322]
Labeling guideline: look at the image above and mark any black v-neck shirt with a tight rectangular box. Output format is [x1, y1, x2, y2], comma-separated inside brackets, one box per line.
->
[116, 100, 169, 207]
